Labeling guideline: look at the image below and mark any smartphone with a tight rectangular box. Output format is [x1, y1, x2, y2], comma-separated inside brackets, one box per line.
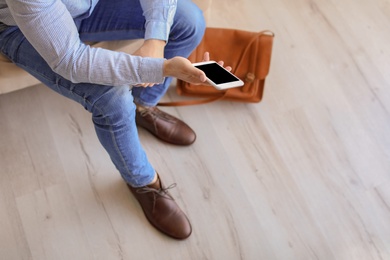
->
[193, 61, 244, 90]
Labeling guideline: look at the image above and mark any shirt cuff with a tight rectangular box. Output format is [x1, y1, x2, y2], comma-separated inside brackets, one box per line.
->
[139, 57, 166, 84]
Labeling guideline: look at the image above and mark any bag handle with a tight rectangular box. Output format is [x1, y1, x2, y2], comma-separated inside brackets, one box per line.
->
[157, 30, 274, 107]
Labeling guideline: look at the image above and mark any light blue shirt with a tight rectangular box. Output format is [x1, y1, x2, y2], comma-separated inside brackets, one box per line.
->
[0, 0, 177, 86]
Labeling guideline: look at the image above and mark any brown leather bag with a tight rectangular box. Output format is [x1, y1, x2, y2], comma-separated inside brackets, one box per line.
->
[158, 27, 275, 106]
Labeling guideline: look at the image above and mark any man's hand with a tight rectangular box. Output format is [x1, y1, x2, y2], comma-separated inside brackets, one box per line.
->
[163, 56, 207, 85]
[163, 52, 232, 85]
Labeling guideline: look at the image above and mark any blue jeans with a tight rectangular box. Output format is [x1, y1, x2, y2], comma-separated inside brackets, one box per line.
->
[0, 0, 205, 187]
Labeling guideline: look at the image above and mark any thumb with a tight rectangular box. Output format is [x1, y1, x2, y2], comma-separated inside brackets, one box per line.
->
[188, 63, 207, 83]
[196, 68, 207, 83]
[199, 70, 207, 82]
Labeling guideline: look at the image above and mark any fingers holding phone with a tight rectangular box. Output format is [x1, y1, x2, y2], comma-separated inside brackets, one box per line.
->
[163, 53, 240, 89]
[193, 60, 243, 90]
[202, 52, 232, 73]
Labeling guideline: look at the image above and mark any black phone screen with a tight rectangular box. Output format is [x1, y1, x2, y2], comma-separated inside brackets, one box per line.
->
[195, 63, 240, 84]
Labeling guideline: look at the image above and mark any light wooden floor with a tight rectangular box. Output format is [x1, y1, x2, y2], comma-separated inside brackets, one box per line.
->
[1, 0, 390, 259]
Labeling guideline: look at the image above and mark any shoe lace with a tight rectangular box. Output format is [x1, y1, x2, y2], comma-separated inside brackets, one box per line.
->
[137, 183, 176, 200]
[139, 107, 177, 123]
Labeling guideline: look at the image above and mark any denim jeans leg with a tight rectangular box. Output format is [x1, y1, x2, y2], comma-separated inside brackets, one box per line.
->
[0, 27, 155, 187]
[77, 0, 146, 42]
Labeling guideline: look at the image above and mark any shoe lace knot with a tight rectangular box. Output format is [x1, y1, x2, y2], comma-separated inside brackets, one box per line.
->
[136, 183, 177, 199]
[136, 183, 177, 212]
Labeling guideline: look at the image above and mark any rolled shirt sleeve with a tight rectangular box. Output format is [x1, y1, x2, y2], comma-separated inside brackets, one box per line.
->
[140, 0, 177, 41]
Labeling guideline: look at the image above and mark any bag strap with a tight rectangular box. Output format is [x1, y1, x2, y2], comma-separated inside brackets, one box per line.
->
[157, 30, 274, 107]
[233, 30, 274, 73]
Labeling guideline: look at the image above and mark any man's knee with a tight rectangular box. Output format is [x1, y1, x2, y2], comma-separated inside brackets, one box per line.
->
[173, 0, 206, 43]
[186, 4, 206, 40]
[92, 86, 135, 126]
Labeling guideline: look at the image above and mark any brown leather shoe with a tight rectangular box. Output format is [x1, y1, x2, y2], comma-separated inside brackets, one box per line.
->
[128, 175, 192, 240]
[135, 106, 196, 145]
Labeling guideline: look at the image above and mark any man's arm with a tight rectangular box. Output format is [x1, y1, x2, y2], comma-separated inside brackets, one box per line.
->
[5, 0, 165, 86]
